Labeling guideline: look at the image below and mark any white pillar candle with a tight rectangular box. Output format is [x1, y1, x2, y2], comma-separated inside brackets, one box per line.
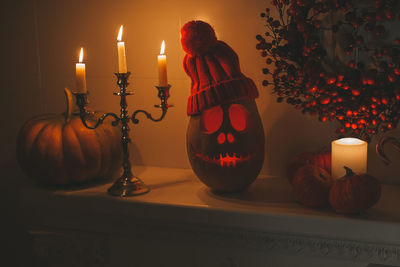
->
[158, 40, 168, 87]
[75, 47, 87, 93]
[117, 25, 127, 73]
[331, 137, 368, 179]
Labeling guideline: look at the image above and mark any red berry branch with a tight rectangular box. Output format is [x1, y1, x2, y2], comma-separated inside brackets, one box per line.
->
[257, 0, 400, 142]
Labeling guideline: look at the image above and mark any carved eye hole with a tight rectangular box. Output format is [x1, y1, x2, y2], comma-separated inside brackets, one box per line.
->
[201, 105, 223, 133]
[229, 104, 248, 132]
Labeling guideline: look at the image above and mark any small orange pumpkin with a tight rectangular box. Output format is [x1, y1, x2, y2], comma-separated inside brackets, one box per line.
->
[329, 167, 381, 214]
[292, 164, 333, 208]
[287, 149, 331, 184]
[17, 88, 123, 185]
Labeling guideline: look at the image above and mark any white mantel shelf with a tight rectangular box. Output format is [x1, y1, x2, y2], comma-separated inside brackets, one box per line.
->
[18, 166, 400, 267]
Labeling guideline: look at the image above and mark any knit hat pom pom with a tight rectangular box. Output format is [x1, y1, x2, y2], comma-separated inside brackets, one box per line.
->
[181, 20, 218, 56]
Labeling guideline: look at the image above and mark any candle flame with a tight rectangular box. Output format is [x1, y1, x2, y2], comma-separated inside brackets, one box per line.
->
[117, 25, 123, 41]
[160, 40, 165, 55]
[79, 47, 83, 63]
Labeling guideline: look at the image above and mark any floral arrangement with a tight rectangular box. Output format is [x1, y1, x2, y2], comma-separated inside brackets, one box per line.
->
[257, 0, 400, 141]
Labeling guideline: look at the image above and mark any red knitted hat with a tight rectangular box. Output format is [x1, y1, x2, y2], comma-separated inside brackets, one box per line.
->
[181, 20, 259, 116]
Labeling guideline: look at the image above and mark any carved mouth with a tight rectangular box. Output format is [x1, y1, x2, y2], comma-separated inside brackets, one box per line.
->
[195, 152, 253, 167]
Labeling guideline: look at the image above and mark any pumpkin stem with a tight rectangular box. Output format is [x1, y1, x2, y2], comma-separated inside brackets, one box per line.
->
[344, 166, 355, 176]
[64, 88, 73, 122]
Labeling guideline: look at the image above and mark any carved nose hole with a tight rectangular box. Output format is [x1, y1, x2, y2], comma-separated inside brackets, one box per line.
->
[217, 133, 226, 144]
[227, 133, 235, 143]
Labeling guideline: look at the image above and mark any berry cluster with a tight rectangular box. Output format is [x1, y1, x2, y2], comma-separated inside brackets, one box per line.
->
[257, 0, 400, 141]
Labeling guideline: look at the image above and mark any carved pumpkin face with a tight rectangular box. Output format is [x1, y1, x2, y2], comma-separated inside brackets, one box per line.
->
[187, 99, 265, 192]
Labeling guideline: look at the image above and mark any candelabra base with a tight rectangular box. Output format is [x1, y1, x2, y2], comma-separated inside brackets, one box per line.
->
[107, 176, 150, 197]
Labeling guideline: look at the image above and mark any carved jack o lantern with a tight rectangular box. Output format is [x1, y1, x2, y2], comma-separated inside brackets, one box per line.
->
[187, 100, 264, 192]
[181, 20, 265, 192]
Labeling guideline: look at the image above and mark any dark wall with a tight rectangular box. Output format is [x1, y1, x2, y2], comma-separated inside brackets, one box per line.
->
[1, 0, 40, 265]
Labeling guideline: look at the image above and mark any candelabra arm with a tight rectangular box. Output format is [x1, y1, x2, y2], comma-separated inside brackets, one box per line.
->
[131, 85, 173, 124]
[80, 112, 120, 129]
[74, 93, 120, 129]
[131, 107, 168, 124]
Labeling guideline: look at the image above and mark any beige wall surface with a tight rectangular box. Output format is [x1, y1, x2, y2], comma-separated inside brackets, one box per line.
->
[2, 0, 399, 182]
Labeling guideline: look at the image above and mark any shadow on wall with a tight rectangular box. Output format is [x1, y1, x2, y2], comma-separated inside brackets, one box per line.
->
[130, 141, 144, 166]
[260, 99, 336, 179]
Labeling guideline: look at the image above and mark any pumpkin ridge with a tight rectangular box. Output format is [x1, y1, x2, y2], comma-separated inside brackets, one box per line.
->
[31, 123, 63, 183]
[23, 114, 58, 125]
[70, 118, 102, 179]
[63, 121, 89, 182]
[49, 121, 69, 184]
[18, 118, 53, 168]
[338, 181, 347, 212]
[59, 122, 68, 181]
[19, 115, 59, 146]
[345, 178, 355, 211]
[27, 120, 55, 169]
[93, 124, 109, 178]
[338, 183, 346, 212]
[350, 176, 361, 210]
[69, 123, 85, 162]
[348, 176, 359, 212]
[336, 180, 345, 212]
[61, 121, 82, 181]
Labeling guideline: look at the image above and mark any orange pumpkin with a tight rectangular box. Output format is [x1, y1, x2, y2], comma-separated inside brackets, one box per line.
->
[329, 167, 381, 214]
[292, 164, 333, 208]
[287, 149, 331, 184]
[187, 99, 265, 192]
[17, 88, 123, 185]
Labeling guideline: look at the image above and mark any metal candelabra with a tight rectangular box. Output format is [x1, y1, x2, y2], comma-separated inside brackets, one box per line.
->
[74, 72, 172, 197]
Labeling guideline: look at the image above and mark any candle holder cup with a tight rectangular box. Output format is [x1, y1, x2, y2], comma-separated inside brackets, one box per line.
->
[74, 72, 172, 197]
